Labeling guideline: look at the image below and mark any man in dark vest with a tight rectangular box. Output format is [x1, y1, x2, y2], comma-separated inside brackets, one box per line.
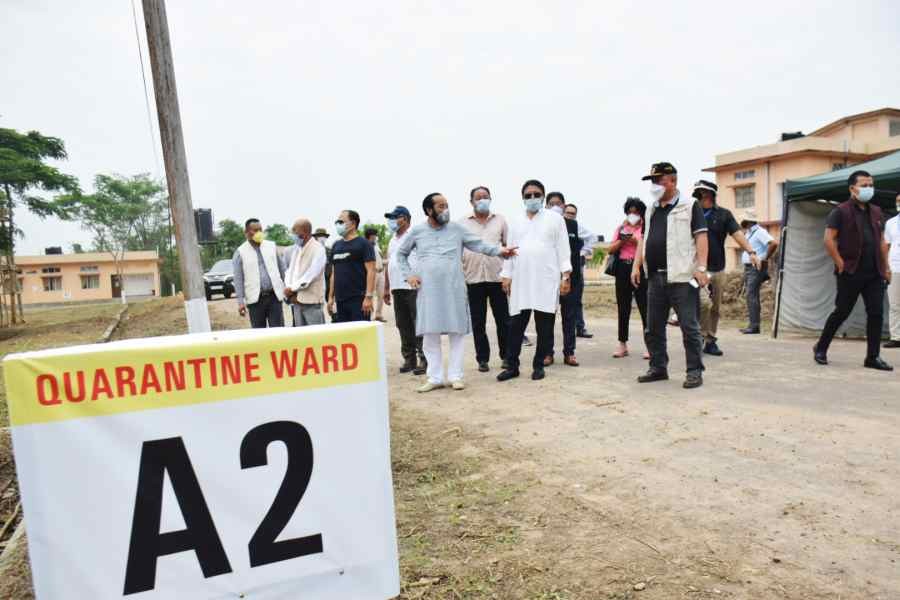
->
[546, 191, 583, 366]
[814, 169, 893, 370]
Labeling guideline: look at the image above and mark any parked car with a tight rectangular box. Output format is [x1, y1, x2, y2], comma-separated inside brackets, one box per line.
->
[203, 259, 235, 300]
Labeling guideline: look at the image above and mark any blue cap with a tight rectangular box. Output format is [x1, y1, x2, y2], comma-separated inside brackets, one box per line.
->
[384, 206, 411, 219]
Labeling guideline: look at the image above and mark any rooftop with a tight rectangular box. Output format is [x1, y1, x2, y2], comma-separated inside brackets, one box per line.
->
[12, 251, 160, 265]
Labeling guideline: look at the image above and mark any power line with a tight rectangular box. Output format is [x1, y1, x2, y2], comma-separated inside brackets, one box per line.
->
[130, 0, 163, 179]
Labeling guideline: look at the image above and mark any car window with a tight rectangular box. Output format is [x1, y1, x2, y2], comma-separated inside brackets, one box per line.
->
[208, 260, 233, 274]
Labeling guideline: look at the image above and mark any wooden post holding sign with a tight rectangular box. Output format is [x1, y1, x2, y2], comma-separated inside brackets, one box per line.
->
[3, 323, 400, 599]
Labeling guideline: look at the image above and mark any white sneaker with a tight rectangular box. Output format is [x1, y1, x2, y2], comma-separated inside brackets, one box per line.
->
[417, 382, 444, 393]
[451, 380, 465, 391]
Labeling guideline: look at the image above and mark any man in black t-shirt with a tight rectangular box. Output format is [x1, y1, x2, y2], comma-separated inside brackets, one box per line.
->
[328, 209, 376, 322]
[693, 180, 760, 356]
[632, 162, 710, 389]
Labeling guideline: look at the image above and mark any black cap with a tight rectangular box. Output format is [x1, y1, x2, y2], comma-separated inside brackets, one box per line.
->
[641, 162, 677, 181]
[384, 205, 411, 219]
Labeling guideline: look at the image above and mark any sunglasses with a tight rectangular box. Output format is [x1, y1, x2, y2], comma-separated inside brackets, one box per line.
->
[335, 220, 345, 225]
[523, 192, 544, 200]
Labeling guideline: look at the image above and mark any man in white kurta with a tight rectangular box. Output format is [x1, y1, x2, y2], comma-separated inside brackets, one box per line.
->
[497, 179, 572, 382]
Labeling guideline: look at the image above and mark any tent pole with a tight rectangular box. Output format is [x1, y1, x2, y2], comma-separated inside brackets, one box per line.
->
[772, 183, 790, 339]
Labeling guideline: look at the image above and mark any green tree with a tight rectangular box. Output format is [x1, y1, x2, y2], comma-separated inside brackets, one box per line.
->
[361, 222, 390, 255]
[57, 174, 162, 304]
[264, 222, 292, 246]
[199, 219, 245, 269]
[0, 128, 78, 323]
[71, 242, 85, 253]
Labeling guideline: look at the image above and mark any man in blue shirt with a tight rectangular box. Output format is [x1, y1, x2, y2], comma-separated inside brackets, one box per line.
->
[739, 209, 778, 334]
[327, 210, 376, 322]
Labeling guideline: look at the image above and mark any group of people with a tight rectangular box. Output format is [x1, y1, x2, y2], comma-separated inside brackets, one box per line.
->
[229, 163, 899, 392]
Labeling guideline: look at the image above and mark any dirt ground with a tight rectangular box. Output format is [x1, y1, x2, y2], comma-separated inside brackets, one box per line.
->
[2, 289, 897, 599]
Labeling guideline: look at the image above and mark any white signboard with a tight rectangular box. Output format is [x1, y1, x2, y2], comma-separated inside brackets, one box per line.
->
[3, 323, 399, 599]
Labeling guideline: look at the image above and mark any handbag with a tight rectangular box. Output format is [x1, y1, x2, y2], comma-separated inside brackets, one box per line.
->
[604, 226, 622, 276]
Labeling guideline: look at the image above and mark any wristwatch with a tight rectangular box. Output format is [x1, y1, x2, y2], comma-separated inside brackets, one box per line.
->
[365, 292, 376, 299]
[697, 266, 707, 273]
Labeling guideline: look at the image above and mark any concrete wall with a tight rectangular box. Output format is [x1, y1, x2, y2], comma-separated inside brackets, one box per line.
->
[17, 258, 161, 304]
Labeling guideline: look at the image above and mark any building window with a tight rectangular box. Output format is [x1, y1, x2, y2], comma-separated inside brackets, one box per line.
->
[832, 162, 846, 171]
[41, 266, 61, 274]
[891, 119, 900, 137]
[81, 275, 100, 289]
[79, 265, 99, 272]
[43, 276, 63, 291]
[735, 169, 756, 181]
[735, 185, 756, 209]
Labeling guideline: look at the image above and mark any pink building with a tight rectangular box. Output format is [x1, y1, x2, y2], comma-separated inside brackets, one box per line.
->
[704, 107, 900, 270]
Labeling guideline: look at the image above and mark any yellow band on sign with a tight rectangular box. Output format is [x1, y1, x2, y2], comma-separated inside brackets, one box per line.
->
[3, 324, 381, 427]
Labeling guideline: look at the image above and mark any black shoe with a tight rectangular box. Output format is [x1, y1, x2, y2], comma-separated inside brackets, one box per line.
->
[637, 369, 669, 383]
[740, 327, 761, 334]
[477, 361, 490, 373]
[399, 361, 415, 374]
[703, 341, 723, 356]
[413, 360, 427, 376]
[864, 356, 894, 371]
[523, 335, 533, 347]
[497, 368, 520, 382]
[813, 345, 828, 365]
[501, 359, 511, 370]
[531, 368, 545, 381]
[883, 340, 900, 348]
[576, 330, 593, 339]
[683, 373, 703, 389]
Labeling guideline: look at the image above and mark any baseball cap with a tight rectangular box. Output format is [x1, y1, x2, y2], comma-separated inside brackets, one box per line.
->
[641, 162, 678, 181]
[384, 206, 411, 219]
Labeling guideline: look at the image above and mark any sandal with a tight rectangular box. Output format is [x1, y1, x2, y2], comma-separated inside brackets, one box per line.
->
[612, 345, 629, 358]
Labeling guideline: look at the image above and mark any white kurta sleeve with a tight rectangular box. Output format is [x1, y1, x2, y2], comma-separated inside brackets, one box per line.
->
[297, 244, 327, 288]
[557, 218, 573, 274]
[500, 222, 516, 279]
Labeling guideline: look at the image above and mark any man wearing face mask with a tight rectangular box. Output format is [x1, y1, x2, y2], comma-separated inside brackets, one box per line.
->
[396, 193, 517, 392]
[738, 209, 777, 335]
[365, 227, 387, 322]
[631, 162, 709, 389]
[282, 217, 327, 326]
[328, 210, 376, 322]
[814, 170, 892, 370]
[884, 194, 900, 349]
[383, 206, 426, 375]
[694, 180, 760, 354]
[544, 191, 588, 367]
[232, 218, 287, 328]
[459, 186, 510, 372]
[497, 180, 572, 382]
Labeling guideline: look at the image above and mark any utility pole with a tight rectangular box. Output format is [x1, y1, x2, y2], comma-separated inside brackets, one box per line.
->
[141, 0, 211, 333]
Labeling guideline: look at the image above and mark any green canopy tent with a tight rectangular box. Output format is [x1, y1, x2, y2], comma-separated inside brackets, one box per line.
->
[773, 150, 900, 338]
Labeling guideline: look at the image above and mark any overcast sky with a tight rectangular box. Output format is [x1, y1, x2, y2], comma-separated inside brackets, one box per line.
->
[4, 0, 900, 255]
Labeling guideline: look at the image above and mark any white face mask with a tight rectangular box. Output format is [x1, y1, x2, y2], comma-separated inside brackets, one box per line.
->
[626, 214, 641, 226]
[475, 199, 491, 214]
[649, 183, 666, 202]
[524, 198, 543, 213]
[550, 205, 564, 215]
[436, 210, 450, 224]
[856, 186, 874, 203]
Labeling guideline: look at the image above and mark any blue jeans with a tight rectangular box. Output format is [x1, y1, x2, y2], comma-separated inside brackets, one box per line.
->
[334, 296, 370, 323]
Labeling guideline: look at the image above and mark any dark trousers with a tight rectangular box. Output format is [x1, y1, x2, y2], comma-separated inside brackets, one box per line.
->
[248, 291, 284, 328]
[392, 289, 424, 363]
[645, 272, 704, 375]
[575, 263, 587, 332]
[816, 271, 885, 359]
[744, 264, 767, 329]
[467, 282, 509, 363]
[614, 260, 648, 343]
[334, 296, 370, 323]
[507, 309, 555, 371]
[550, 276, 582, 357]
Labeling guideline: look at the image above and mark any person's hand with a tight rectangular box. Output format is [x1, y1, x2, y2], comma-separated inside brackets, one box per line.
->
[559, 278, 571, 296]
[626, 235, 638, 246]
[499, 246, 518, 258]
[630, 267, 641, 288]
[383, 291, 392, 306]
[362, 296, 374, 315]
[750, 254, 762, 270]
[835, 257, 845, 274]
[694, 270, 710, 287]
[886, 270, 892, 285]
[407, 275, 422, 289]
[284, 286, 294, 297]
[238, 303, 247, 317]
[327, 300, 336, 315]
[501, 277, 511, 296]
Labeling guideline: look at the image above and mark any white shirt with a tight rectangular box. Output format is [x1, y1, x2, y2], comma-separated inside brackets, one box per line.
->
[284, 241, 327, 291]
[501, 209, 572, 315]
[885, 214, 900, 272]
[742, 224, 774, 264]
[577, 223, 597, 257]
[387, 228, 418, 291]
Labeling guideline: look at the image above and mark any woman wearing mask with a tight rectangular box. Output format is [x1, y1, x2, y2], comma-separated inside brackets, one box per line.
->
[608, 197, 649, 358]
